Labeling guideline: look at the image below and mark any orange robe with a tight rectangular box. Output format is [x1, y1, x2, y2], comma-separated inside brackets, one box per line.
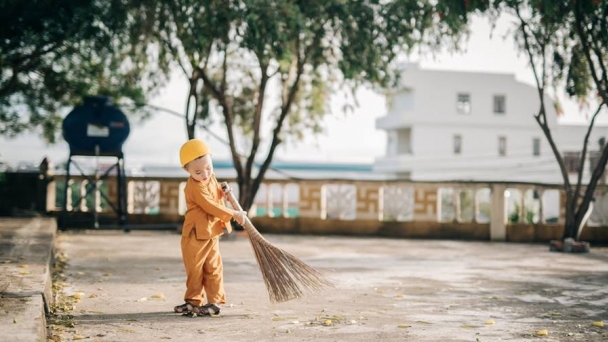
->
[181, 174, 233, 306]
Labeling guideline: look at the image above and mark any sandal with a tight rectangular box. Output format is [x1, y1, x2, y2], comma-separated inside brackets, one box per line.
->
[190, 303, 221, 316]
[173, 302, 190, 314]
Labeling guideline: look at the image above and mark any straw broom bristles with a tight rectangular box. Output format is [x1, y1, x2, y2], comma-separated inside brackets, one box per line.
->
[221, 182, 333, 303]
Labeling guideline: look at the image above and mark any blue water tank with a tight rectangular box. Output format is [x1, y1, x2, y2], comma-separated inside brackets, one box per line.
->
[62, 96, 130, 156]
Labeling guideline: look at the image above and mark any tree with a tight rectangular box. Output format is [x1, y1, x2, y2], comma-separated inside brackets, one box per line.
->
[0, 0, 157, 143]
[132, 0, 477, 211]
[492, 0, 608, 240]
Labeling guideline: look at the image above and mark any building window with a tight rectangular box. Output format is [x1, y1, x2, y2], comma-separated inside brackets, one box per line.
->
[498, 136, 507, 156]
[454, 135, 462, 154]
[564, 152, 581, 174]
[533, 138, 541, 156]
[493, 95, 506, 114]
[457, 93, 471, 115]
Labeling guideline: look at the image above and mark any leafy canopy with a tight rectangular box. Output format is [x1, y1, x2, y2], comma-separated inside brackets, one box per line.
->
[0, 0, 159, 143]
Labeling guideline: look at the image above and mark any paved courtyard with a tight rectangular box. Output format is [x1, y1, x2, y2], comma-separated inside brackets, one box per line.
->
[48, 231, 608, 342]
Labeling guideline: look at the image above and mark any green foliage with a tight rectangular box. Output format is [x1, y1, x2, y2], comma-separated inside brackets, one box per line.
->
[0, 0, 158, 142]
[493, 0, 608, 105]
[126, 0, 476, 208]
[509, 203, 520, 224]
[508, 203, 538, 224]
[1, 0, 478, 209]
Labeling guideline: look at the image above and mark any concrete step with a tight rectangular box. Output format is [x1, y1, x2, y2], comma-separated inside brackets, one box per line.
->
[0, 218, 56, 342]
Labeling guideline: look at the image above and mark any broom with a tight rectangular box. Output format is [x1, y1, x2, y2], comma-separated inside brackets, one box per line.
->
[220, 182, 333, 303]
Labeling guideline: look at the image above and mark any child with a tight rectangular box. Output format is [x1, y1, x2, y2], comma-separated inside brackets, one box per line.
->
[174, 138, 247, 316]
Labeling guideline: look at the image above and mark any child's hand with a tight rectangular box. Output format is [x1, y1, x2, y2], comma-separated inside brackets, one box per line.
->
[233, 210, 248, 225]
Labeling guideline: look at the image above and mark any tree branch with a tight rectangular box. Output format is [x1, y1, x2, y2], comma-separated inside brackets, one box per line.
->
[516, 5, 571, 190]
[252, 42, 307, 194]
[162, 39, 189, 78]
[6, 41, 63, 69]
[515, 7, 545, 107]
[245, 61, 269, 186]
[197, 46, 244, 182]
[573, 1, 608, 105]
[578, 103, 608, 228]
[588, 17, 608, 93]
[574, 103, 604, 205]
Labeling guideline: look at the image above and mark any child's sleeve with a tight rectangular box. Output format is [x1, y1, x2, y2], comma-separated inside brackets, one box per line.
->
[190, 186, 234, 222]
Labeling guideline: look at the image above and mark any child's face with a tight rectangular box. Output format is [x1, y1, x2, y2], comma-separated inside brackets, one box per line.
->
[184, 154, 214, 182]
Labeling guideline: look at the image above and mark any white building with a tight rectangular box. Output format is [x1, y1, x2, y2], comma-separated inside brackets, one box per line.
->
[374, 64, 608, 183]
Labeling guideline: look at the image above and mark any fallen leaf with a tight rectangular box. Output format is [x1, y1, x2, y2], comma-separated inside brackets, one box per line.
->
[461, 324, 481, 329]
[486, 319, 495, 325]
[591, 321, 604, 328]
[18, 271, 30, 275]
[415, 320, 433, 325]
[398, 324, 411, 328]
[73, 335, 86, 340]
[89, 294, 98, 298]
[395, 294, 405, 298]
[324, 319, 332, 326]
[19, 264, 30, 268]
[535, 329, 548, 336]
[151, 293, 165, 299]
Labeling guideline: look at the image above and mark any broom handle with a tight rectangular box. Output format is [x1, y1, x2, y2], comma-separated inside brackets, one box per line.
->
[220, 182, 269, 244]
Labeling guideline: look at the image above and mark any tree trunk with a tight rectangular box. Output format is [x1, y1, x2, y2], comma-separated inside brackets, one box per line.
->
[185, 77, 199, 140]
[563, 192, 578, 239]
[186, 123, 195, 140]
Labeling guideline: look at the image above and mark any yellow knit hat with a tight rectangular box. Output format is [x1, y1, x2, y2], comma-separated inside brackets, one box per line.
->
[179, 139, 211, 167]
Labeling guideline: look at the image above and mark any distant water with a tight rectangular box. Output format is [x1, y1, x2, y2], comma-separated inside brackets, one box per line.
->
[50, 160, 382, 180]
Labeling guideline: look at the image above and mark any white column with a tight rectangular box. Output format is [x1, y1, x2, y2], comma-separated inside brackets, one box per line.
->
[266, 184, 273, 217]
[490, 184, 507, 241]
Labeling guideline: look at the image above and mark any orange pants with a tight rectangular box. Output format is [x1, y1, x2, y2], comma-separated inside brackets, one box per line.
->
[180, 229, 226, 306]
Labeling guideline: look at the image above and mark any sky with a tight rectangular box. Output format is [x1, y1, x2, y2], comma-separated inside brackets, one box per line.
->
[0, 13, 603, 169]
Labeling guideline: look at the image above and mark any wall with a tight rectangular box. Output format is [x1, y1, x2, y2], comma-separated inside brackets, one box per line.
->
[2, 170, 607, 244]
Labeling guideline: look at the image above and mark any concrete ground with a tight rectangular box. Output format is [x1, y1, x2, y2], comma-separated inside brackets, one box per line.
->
[46, 230, 608, 342]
